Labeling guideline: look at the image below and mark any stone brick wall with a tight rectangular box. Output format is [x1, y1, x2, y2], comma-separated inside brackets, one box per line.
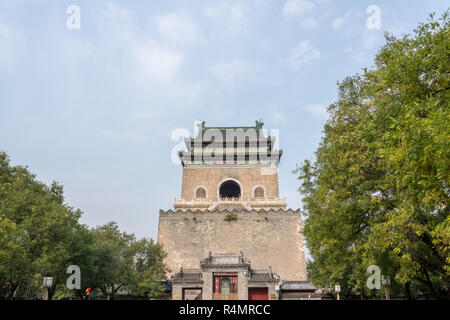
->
[172, 283, 202, 300]
[158, 210, 307, 281]
[181, 166, 280, 199]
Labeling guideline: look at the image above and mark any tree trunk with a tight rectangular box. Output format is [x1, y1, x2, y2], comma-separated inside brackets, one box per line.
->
[6, 281, 20, 300]
[48, 285, 56, 300]
[405, 281, 412, 300]
[424, 270, 440, 299]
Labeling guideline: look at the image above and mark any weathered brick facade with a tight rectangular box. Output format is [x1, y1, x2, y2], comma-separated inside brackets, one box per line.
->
[158, 209, 307, 281]
[181, 167, 280, 199]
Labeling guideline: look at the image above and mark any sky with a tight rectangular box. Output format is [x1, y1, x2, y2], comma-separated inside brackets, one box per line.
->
[0, 0, 448, 243]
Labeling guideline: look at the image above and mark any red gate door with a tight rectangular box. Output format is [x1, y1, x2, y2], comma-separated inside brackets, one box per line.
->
[248, 288, 268, 300]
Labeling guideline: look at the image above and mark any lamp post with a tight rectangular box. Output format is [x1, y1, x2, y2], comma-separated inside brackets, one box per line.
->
[106, 286, 112, 300]
[335, 284, 341, 300]
[382, 276, 391, 300]
[42, 277, 53, 300]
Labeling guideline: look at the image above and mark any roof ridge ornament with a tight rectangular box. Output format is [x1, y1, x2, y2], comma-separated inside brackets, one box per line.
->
[255, 119, 264, 129]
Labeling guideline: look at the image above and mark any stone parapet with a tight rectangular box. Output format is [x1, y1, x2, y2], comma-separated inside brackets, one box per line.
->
[173, 198, 287, 211]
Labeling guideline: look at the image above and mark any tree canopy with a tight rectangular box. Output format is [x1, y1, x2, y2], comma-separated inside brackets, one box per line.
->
[0, 151, 168, 299]
[295, 12, 449, 299]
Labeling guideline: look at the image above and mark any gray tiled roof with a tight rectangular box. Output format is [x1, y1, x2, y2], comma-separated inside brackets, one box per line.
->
[200, 253, 250, 267]
[280, 281, 317, 291]
[171, 269, 203, 283]
[249, 270, 277, 282]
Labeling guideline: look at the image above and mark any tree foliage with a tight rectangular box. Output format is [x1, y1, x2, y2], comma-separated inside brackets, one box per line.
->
[0, 151, 168, 299]
[295, 12, 449, 299]
[89, 222, 168, 299]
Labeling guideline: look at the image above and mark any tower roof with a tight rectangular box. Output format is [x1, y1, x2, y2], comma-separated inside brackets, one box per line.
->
[199, 119, 264, 130]
[178, 120, 283, 167]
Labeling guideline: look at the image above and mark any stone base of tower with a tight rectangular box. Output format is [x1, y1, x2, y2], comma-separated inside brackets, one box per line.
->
[157, 208, 307, 281]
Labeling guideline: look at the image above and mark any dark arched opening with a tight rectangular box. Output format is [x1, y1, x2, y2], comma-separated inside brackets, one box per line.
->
[254, 186, 265, 199]
[219, 180, 241, 198]
[195, 187, 206, 198]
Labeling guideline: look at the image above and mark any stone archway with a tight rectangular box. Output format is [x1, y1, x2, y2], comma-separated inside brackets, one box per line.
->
[219, 180, 241, 198]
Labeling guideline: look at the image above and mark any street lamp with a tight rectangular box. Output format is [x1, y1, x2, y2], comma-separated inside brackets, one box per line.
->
[106, 286, 112, 300]
[382, 276, 391, 300]
[42, 277, 53, 300]
[335, 284, 341, 300]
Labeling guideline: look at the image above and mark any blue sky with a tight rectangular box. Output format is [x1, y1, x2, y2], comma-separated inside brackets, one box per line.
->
[0, 0, 448, 242]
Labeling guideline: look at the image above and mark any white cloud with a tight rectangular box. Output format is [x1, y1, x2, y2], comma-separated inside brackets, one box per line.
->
[211, 59, 260, 86]
[283, 0, 315, 17]
[332, 16, 346, 29]
[156, 11, 205, 46]
[96, 2, 216, 123]
[289, 40, 321, 70]
[305, 104, 328, 119]
[300, 17, 319, 29]
[272, 111, 288, 124]
[100, 4, 185, 83]
[352, 29, 384, 63]
[331, 11, 360, 30]
[133, 42, 183, 82]
[101, 3, 141, 50]
[204, 3, 247, 34]
[102, 2, 133, 25]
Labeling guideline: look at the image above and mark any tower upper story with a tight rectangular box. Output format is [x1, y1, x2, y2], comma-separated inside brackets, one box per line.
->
[174, 121, 287, 211]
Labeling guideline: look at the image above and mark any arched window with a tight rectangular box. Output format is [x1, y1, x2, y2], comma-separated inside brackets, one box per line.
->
[253, 186, 265, 199]
[219, 180, 241, 198]
[195, 187, 207, 198]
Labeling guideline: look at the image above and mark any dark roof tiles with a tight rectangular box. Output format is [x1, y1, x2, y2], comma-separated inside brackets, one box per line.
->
[171, 270, 203, 283]
[280, 281, 317, 291]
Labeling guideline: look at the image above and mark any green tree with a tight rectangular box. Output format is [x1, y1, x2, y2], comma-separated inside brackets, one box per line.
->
[0, 151, 168, 300]
[90, 222, 135, 299]
[0, 151, 97, 299]
[0, 217, 29, 299]
[296, 12, 449, 299]
[90, 223, 168, 299]
[130, 238, 169, 299]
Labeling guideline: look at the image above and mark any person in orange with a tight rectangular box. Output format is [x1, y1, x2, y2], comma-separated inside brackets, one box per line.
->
[85, 288, 91, 300]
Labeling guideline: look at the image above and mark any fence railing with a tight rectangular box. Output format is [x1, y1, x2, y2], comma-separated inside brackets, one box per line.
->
[212, 293, 238, 300]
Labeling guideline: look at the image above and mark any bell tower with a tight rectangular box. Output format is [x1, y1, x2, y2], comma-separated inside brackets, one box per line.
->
[174, 120, 287, 212]
[157, 121, 307, 283]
